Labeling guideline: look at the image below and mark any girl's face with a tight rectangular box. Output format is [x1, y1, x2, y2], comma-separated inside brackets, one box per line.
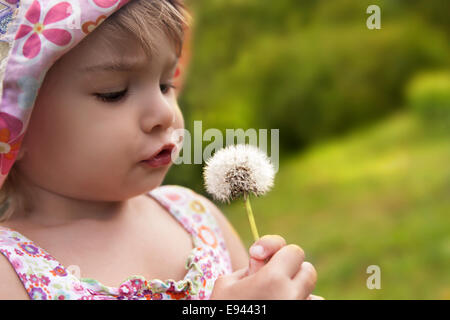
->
[16, 28, 184, 201]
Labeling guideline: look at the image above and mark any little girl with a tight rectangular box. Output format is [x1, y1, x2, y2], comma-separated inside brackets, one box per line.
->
[0, 0, 321, 300]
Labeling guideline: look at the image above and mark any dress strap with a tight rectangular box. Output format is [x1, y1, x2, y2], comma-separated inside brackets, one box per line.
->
[148, 185, 233, 272]
[0, 226, 87, 300]
[149, 185, 222, 248]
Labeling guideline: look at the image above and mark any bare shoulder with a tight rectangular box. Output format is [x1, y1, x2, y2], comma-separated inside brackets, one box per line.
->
[0, 253, 29, 300]
[189, 189, 250, 271]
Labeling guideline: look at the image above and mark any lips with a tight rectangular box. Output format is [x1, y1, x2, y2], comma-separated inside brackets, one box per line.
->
[141, 143, 176, 168]
[152, 143, 175, 159]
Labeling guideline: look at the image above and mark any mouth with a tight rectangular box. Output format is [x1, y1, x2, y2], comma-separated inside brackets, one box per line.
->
[141, 143, 176, 168]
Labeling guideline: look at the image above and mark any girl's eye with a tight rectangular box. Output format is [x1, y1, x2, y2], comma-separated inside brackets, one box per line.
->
[94, 89, 127, 103]
[94, 83, 176, 103]
[160, 83, 177, 94]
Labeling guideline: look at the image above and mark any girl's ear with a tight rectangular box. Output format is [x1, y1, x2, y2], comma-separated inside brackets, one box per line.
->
[174, 25, 192, 98]
[16, 147, 26, 161]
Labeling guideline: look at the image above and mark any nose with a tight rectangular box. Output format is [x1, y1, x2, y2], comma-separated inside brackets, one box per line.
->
[140, 86, 176, 134]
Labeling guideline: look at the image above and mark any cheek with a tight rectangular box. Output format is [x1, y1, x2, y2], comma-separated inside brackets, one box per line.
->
[22, 93, 92, 166]
[17, 92, 132, 198]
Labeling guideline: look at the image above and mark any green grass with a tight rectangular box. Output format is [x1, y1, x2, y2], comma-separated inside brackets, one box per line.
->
[220, 111, 450, 299]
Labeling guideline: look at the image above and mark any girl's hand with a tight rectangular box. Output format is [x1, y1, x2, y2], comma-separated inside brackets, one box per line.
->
[248, 235, 324, 300]
[247, 235, 324, 300]
[210, 235, 324, 300]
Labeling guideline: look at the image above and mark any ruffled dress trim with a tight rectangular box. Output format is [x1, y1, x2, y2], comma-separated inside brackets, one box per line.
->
[77, 247, 205, 299]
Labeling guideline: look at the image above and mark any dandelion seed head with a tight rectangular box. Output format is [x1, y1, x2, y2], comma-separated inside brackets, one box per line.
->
[203, 144, 275, 203]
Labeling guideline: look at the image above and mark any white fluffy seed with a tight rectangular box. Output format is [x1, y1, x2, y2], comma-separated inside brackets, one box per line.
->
[203, 144, 275, 203]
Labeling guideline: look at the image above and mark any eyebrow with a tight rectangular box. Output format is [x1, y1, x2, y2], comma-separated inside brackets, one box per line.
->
[81, 57, 178, 73]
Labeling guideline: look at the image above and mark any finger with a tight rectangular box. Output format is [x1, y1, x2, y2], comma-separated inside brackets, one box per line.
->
[220, 267, 249, 284]
[308, 294, 325, 300]
[249, 235, 287, 260]
[231, 267, 249, 281]
[247, 257, 266, 277]
[293, 261, 317, 300]
[247, 235, 287, 276]
[261, 244, 305, 279]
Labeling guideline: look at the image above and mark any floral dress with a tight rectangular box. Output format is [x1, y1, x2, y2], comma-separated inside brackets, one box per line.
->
[0, 185, 233, 300]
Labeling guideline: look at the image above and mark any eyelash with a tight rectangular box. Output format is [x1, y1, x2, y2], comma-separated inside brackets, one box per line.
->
[161, 83, 177, 94]
[95, 83, 177, 103]
[95, 89, 128, 103]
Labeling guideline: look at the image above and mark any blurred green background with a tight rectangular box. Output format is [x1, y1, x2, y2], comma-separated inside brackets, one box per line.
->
[164, 0, 450, 299]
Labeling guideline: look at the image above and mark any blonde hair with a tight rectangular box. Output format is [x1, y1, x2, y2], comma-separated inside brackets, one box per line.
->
[99, 0, 190, 58]
[0, 0, 191, 222]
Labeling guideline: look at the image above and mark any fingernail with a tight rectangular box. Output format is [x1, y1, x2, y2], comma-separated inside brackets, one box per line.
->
[249, 245, 264, 258]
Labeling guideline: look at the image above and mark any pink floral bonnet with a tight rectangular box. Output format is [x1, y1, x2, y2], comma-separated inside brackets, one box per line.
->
[0, 0, 135, 189]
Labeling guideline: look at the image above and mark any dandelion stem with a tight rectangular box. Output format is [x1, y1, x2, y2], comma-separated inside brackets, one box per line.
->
[244, 192, 260, 242]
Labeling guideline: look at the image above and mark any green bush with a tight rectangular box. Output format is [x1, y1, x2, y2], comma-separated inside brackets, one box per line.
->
[239, 22, 448, 150]
[182, 13, 448, 152]
[406, 71, 450, 130]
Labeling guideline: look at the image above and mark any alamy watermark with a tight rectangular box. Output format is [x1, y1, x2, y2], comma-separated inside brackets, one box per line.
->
[366, 5, 381, 30]
[67, 264, 81, 279]
[366, 265, 381, 289]
[170, 121, 280, 172]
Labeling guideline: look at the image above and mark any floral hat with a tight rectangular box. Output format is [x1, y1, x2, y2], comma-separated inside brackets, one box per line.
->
[0, 0, 190, 190]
